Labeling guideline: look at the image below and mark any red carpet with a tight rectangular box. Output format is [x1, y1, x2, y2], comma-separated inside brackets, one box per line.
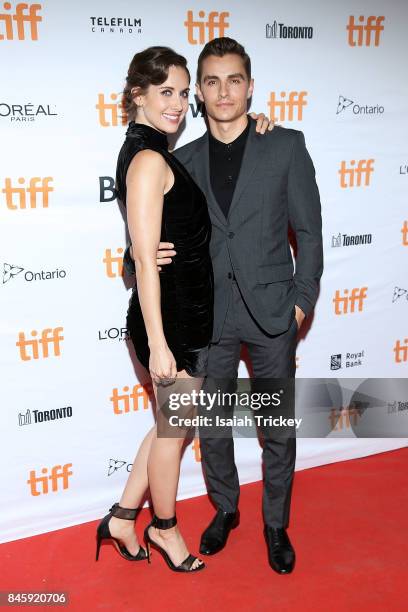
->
[1, 448, 407, 611]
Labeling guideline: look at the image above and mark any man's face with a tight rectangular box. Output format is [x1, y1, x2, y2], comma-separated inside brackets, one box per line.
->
[196, 53, 254, 123]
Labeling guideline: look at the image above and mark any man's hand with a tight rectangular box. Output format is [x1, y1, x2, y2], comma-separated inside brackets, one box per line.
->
[294, 305, 306, 330]
[249, 112, 275, 134]
[156, 242, 176, 271]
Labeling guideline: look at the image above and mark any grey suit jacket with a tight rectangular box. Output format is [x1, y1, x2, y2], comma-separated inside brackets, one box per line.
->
[173, 118, 323, 343]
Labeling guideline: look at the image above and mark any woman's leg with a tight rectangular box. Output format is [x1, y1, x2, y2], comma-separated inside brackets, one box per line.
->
[108, 424, 156, 554]
[147, 370, 204, 569]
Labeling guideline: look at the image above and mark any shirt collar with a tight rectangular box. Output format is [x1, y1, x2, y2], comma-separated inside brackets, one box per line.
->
[208, 117, 250, 152]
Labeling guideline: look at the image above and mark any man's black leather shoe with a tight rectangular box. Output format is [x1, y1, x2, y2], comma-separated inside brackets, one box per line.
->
[199, 509, 239, 555]
[264, 526, 295, 574]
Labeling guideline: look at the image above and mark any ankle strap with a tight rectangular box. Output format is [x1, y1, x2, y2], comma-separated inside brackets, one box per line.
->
[152, 515, 177, 530]
[109, 502, 139, 520]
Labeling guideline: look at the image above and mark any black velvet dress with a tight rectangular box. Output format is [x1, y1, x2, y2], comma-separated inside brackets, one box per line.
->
[116, 122, 213, 376]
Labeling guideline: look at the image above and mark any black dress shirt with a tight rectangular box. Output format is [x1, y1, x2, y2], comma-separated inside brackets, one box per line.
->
[209, 119, 250, 219]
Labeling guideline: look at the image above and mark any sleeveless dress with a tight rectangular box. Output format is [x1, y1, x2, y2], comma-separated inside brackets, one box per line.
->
[116, 121, 214, 377]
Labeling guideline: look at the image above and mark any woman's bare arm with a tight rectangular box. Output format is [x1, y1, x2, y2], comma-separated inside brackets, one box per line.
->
[126, 149, 176, 381]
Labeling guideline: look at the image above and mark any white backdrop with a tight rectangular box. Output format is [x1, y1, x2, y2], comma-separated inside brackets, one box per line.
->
[1, 0, 407, 543]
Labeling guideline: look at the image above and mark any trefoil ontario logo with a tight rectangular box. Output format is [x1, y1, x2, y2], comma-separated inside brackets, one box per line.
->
[336, 95, 384, 116]
[2, 262, 67, 284]
[108, 459, 132, 476]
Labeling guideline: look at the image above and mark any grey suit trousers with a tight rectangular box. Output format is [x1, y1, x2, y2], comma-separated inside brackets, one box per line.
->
[199, 279, 297, 528]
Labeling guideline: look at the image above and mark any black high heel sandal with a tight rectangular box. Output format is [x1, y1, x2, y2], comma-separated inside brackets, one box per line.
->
[144, 515, 205, 572]
[96, 502, 148, 562]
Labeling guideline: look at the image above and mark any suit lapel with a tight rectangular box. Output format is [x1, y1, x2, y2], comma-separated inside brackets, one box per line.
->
[192, 132, 228, 229]
[192, 119, 271, 227]
[227, 119, 270, 221]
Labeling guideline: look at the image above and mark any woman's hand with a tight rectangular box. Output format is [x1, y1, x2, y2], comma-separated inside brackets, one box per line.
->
[149, 343, 177, 385]
[249, 112, 275, 134]
[155, 242, 176, 271]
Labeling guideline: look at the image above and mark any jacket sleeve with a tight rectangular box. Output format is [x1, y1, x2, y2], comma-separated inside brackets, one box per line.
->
[287, 131, 323, 317]
[172, 142, 194, 174]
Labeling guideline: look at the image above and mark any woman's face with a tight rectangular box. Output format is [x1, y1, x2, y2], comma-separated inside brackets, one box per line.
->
[136, 65, 190, 133]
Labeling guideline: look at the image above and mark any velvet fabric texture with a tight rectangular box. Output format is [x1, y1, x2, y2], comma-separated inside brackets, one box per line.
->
[116, 122, 214, 376]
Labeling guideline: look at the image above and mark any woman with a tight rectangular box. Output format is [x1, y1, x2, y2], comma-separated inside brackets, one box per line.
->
[96, 46, 212, 573]
[95, 46, 272, 573]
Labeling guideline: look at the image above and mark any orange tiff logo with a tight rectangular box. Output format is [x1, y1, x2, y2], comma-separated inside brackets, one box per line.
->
[347, 16, 385, 47]
[184, 10, 229, 44]
[329, 406, 361, 430]
[111, 384, 151, 414]
[96, 93, 127, 127]
[103, 248, 124, 277]
[401, 221, 408, 246]
[338, 160, 374, 188]
[267, 91, 307, 122]
[393, 338, 408, 363]
[333, 288, 368, 315]
[16, 327, 64, 361]
[27, 463, 72, 496]
[0, 2, 42, 40]
[2, 177, 53, 209]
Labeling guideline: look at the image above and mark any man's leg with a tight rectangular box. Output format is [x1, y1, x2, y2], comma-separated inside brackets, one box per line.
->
[198, 282, 242, 555]
[232, 282, 297, 573]
[244, 317, 297, 528]
[199, 284, 241, 513]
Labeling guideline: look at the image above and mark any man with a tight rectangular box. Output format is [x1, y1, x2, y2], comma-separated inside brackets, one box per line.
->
[127, 37, 323, 573]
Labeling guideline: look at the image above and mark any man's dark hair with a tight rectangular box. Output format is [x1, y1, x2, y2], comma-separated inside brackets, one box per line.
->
[196, 37, 251, 84]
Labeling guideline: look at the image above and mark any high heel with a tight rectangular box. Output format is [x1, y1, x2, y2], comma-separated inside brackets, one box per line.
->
[144, 515, 205, 572]
[96, 502, 148, 562]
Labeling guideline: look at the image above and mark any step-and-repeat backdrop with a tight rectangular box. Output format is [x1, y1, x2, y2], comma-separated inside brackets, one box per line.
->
[1, 0, 407, 542]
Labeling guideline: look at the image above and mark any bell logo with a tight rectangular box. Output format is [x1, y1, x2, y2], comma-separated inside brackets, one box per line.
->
[338, 160, 374, 188]
[267, 91, 307, 122]
[27, 463, 72, 496]
[16, 327, 64, 361]
[96, 93, 127, 127]
[347, 16, 385, 47]
[184, 10, 229, 44]
[99, 176, 116, 202]
[103, 248, 124, 278]
[401, 221, 408, 246]
[192, 437, 201, 462]
[2, 177, 53, 209]
[0, 2, 42, 41]
[333, 288, 368, 315]
[393, 338, 408, 363]
[111, 384, 151, 414]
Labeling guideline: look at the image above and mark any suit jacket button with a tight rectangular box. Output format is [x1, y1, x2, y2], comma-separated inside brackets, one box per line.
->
[228, 232, 235, 238]
[227, 272, 233, 279]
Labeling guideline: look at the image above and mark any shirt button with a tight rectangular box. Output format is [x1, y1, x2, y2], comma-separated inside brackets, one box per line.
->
[227, 157, 232, 161]
[228, 232, 235, 239]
